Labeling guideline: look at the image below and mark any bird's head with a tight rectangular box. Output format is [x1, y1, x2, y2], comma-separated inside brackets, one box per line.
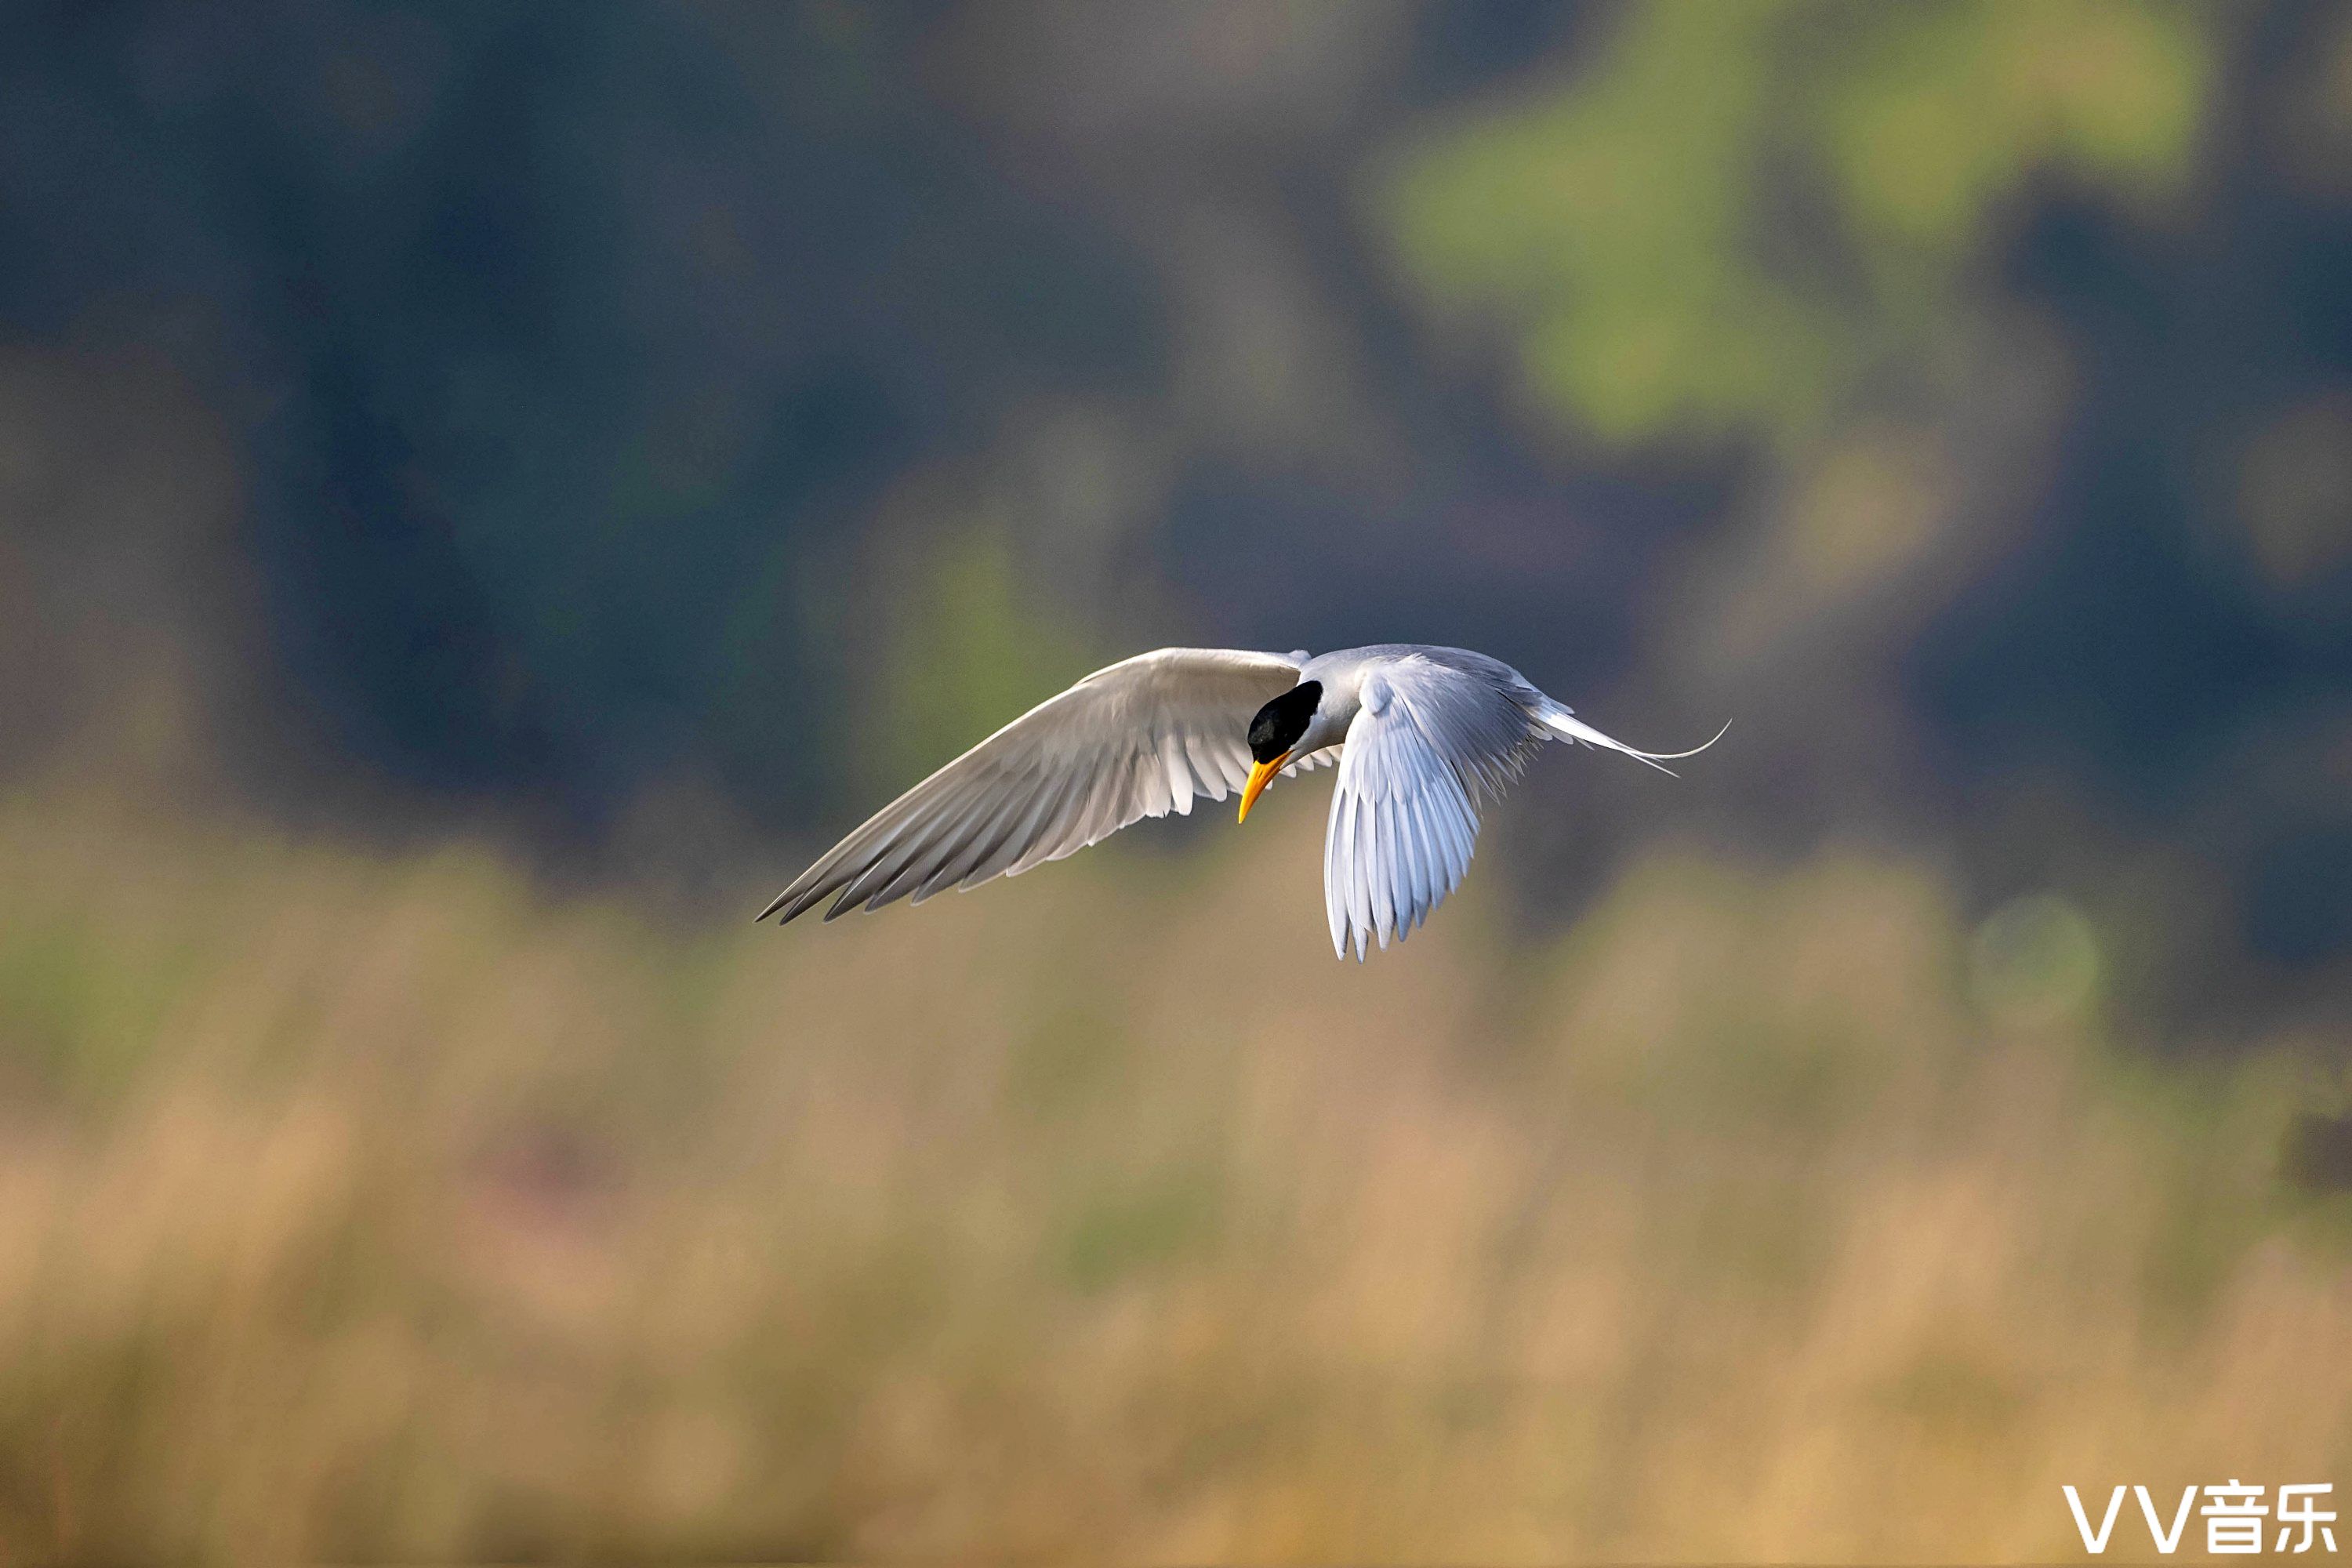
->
[1239, 680, 1322, 823]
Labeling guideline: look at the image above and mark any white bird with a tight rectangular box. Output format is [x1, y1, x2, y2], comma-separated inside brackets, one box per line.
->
[756, 645, 1725, 960]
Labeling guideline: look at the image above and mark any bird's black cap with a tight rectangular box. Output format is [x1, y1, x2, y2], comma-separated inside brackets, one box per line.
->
[1248, 681, 1321, 764]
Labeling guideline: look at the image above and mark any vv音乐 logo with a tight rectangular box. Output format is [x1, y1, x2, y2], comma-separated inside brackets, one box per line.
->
[2065, 1483, 2338, 1555]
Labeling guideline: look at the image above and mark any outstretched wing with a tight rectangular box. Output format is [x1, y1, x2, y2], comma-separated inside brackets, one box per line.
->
[1323, 656, 1545, 960]
[758, 648, 1301, 924]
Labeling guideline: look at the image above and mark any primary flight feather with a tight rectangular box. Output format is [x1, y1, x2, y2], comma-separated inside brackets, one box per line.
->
[756, 644, 1725, 960]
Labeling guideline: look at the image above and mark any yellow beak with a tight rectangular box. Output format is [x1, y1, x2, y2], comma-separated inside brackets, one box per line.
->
[1238, 753, 1288, 823]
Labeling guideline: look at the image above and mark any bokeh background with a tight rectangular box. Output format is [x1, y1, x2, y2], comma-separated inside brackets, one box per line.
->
[5, 1, 2352, 1560]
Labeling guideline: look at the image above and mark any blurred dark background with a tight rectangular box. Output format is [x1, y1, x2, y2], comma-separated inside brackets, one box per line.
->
[7, 0, 2351, 1027]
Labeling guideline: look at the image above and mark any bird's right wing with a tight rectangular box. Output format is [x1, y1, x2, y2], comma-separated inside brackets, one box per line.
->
[1323, 656, 1542, 960]
[757, 647, 1301, 924]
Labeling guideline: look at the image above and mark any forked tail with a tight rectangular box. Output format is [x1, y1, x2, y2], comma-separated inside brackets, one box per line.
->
[1537, 701, 1730, 777]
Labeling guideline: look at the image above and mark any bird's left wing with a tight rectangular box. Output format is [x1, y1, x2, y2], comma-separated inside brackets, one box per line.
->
[757, 648, 1301, 924]
[1323, 656, 1544, 960]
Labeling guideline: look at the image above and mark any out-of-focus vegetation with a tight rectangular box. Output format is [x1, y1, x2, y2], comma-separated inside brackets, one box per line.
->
[4, 777, 2348, 1563]
[1383, 2, 2211, 444]
[4, 1, 2352, 1559]
[6, 0, 2347, 1008]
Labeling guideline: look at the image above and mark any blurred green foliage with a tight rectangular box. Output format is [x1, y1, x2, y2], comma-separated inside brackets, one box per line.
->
[1383, 1, 2212, 447]
[869, 528, 1095, 791]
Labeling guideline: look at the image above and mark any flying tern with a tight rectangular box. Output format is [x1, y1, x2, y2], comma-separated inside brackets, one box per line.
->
[757, 645, 1724, 959]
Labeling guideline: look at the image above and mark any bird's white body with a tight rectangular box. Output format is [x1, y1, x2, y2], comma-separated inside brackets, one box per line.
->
[758, 644, 1721, 960]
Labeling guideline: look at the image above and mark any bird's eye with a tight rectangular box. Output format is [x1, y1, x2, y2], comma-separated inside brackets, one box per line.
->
[1247, 681, 1321, 763]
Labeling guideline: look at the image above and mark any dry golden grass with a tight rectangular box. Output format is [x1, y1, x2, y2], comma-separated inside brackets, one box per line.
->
[0, 783, 2346, 1563]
